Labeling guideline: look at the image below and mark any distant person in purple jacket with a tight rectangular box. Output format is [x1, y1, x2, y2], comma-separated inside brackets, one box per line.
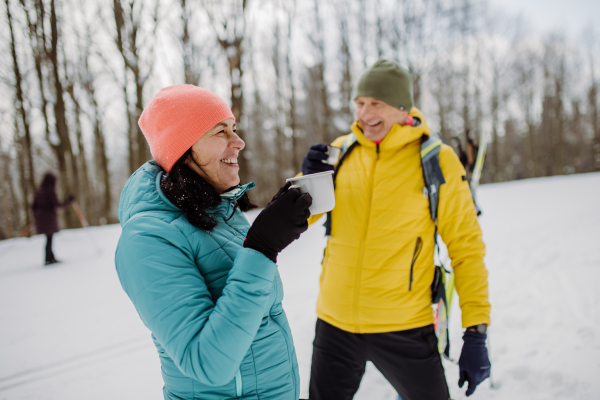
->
[32, 172, 73, 265]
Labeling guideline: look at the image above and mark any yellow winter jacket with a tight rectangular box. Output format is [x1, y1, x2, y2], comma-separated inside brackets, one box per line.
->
[309, 108, 491, 333]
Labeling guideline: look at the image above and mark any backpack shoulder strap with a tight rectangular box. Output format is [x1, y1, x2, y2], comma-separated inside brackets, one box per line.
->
[333, 133, 358, 182]
[420, 135, 446, 221]
[324, 133, 358, 236]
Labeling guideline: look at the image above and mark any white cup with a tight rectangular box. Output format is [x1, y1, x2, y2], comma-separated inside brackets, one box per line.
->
[286, 170, 335, 215]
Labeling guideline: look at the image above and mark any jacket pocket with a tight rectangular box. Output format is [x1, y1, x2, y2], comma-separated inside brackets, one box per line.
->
[408, 237, 423, 291]
[320, 245, 330, 284]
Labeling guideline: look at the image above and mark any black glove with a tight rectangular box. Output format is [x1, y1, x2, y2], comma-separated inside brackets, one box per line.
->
[66, 194, 75, 202]
[458, 330, 491, 396]
[244, 182, 312, 262]
[302, 144, 335, 176]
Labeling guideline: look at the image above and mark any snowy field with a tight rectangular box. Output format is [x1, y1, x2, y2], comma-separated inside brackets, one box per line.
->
[1, 172, 599, 400]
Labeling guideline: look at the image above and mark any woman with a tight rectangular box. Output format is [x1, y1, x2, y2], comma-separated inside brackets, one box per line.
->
[115, 85, 311, 400]
[32, 172, 73, 265]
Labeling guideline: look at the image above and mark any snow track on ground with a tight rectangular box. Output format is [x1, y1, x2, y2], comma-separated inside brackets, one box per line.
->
[0, 173, 599, 399]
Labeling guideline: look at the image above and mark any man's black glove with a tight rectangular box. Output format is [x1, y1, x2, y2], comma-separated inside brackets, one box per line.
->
[458, 330, 491, 396]
[244, 182, 312, 263]
[302, 144, 335, 176]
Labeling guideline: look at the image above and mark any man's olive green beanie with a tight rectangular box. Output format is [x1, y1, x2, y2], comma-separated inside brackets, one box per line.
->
[355, 59, 413, 111]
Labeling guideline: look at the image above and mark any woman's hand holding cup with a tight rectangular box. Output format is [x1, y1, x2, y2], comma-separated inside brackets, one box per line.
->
[244, 182, 312, 263]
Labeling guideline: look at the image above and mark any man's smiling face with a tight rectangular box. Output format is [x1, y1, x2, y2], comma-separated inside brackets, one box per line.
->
[355, 96, 408, 142]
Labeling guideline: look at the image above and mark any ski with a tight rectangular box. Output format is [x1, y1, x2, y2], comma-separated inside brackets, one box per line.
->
[433, 130, 490, 359]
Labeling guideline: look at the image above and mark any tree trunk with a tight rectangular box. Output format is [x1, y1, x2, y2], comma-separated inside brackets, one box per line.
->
[69, 92, 93, 225]
[94, 108, 112, 224]
[588, 82, 599, 170]
[113, 0, 153, 173]
[21, 0, 53, 163]
[6, 0, 34, 229]
[273, 19, 287, 180]
[1, 149, 18, 238]
[209, 0, 249, 183]
[285, 1, 300, 172]
[490, 66, 500, 181]
[312, 0, 333, 143]
[49, 0, 77, 228]
[339, 5, 353, 125]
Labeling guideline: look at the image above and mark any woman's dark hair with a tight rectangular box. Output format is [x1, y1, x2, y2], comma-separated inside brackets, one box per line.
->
[160, 149, 257, 231]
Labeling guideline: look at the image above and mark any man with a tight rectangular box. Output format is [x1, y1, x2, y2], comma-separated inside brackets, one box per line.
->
[302, 60, 491, 400]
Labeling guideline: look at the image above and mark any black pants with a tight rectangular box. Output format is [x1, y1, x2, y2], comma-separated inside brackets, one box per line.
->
[309, 319, 449, 400]
[45, 234, 55, 262]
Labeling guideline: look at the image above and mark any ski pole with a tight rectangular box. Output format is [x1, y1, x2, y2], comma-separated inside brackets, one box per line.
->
[71, 202, 103, 256]
[71, 201, 89, 228]
[17, 224, 33, 237]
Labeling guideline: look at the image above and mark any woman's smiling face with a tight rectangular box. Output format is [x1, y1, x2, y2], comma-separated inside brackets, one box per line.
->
[186, 118, 245, 193]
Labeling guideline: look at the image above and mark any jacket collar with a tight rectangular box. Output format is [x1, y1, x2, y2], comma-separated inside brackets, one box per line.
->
[154, 166, 255, 218]
[210, 182, 255, 217]
[350, 107, 431, 152]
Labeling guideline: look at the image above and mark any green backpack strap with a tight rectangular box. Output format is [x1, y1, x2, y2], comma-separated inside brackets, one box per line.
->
[324, 133, 358, 236]
[420, 135, 446, 221]
[421, 134, 454, 357]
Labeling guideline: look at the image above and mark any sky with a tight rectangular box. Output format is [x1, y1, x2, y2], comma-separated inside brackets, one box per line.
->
[490, 0, 600, 37]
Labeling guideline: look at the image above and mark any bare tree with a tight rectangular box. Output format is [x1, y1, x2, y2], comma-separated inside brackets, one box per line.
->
[0, 134, 19, 238]
[111, 0, 159, 173]
[584, 26, 600, 171]
[539, 36, 567, 176]
[47, 0, 79, 227]
[272, 9, 290, 181]
[338, 1, 353, 125]
[205, 0, 250, 182]
[357, 0, 368, 67]
[307, 0, 334, 143]
[180, 0, 202, 85]
[6, 0, 35, 230]
[589, 80, 600, 171]
[81, 29, 113, 224]
[62, 26, 93, 224]
[19, 0, 53, 170]
[284, 0, 301, 171]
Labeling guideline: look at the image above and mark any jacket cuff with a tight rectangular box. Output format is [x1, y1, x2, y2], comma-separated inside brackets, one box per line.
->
[233, 247, 278, 280]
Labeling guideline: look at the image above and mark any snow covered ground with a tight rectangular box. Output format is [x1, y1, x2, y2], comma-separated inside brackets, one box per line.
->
[1, 172, 599, 400]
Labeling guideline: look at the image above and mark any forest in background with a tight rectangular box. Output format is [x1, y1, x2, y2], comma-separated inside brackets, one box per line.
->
[0, 0, 599, 239]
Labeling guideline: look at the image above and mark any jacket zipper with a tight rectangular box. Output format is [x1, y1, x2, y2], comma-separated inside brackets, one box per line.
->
[321, 252, 329, 284]
[354, 144, 379, 332]
[409, 237, 423, 291]
[235, 369, 242, 397]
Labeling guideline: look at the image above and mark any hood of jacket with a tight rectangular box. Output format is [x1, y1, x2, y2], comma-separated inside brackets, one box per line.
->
[118, 161, 254, 227]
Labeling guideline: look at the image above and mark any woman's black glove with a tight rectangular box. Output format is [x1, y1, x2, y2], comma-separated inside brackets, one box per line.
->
[244, 182, 312, 263]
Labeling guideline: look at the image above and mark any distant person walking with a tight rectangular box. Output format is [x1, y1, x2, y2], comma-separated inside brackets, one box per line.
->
[32, 173, 73, 265]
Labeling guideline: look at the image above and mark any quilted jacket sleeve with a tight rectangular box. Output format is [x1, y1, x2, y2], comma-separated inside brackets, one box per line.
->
[437, 145, 491, 328]
[115, 216, 277, 386]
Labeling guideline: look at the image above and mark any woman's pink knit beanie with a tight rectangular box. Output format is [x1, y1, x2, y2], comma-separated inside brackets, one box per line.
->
[138, 85, 235, 173]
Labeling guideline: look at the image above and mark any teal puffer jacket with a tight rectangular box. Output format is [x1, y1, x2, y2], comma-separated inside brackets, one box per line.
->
[115, 161, 300, 400]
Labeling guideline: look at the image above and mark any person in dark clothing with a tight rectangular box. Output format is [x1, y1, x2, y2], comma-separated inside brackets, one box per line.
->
[32, 172, 73, 265]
